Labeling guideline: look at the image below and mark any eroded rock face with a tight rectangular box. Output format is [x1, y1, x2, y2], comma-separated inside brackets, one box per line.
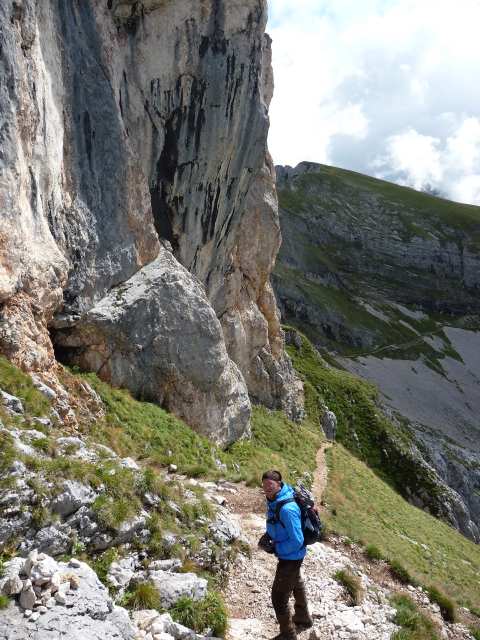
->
[55, 250, 251, 445]
[0, 0, 302, 439]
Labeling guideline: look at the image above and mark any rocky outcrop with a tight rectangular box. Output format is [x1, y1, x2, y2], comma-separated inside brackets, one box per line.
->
[0, 552, 138, 639]
[54, 249, 250, 445]
[0, 0, 303, 441]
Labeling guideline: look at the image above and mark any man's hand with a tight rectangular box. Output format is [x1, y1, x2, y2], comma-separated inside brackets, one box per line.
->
[258, 532, 275, 554]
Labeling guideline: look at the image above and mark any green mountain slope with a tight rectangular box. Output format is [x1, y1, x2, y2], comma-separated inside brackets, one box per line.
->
[274, 162, 480, 543]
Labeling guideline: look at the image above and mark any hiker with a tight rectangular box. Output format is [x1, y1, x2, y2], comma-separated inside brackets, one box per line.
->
[258, 470, 313, 640]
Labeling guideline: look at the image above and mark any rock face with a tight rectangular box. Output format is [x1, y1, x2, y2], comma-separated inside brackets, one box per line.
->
[274, 161, 480, 540]
[0, 553, 137, 640]
[0, 0, 303, 440]
[55, 250, 251, 445]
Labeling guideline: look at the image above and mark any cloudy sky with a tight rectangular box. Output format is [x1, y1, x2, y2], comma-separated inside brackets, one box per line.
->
[267, 0, 480, 205]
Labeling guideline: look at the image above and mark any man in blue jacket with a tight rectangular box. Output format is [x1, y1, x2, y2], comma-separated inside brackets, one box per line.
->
[259, 469, 313, 640]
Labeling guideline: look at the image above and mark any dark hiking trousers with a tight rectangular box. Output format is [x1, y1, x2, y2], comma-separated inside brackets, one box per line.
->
[271, 558, 310, 626]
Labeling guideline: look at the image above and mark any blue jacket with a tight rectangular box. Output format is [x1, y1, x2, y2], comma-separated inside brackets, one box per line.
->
[266, 483, 306, 560]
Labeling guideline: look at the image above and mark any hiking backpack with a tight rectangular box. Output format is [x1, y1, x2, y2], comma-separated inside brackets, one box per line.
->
[269, 484, 324, 545]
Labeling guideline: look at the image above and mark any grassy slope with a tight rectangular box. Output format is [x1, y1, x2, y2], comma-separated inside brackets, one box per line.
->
[0, 357, 321, 491]
[275, 163, 480, 363]
[279, 163, 480, 234]
[2, 347, 479, 610]
[325, 443, 480, 609]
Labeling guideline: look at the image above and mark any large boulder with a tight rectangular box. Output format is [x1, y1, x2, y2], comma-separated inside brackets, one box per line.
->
[54, 250, 251, 445]
[148, 570, 208, 608]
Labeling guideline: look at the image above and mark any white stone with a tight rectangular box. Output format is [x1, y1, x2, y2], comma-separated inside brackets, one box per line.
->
[19, 586, 37, 610]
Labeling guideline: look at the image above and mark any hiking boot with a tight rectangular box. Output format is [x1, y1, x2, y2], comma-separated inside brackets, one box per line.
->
[271, 613, 297, 640]
[270, 632, 297, 640]
[293, 584, 313, 630]
[293, 619, 314, 632]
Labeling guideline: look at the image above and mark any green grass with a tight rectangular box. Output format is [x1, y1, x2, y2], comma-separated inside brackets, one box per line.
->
[0, 355, 51, 416]
[334, 569, 363, 605]
[75, 371, 321, 488]
[389, 561, 418, 586]
[365, 544, 385, 561]
[227, 405, 322, 487]
[391, 593, 439, 640]
[0, 594, 9, 610]
[279, 163, 480, 235]
[325, 444, 480, 608]
[425, 586, 457, 623]
[469, 627, 480, 640]
[121, 581, 162, 611]
[169, 592, 228, 637]
[90, 548, 118, 586]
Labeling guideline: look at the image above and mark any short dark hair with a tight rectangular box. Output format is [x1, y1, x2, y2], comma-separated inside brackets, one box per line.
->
[262, 469, 282, 482]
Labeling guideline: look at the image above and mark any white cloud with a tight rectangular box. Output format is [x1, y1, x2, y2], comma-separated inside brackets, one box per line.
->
[267, 0, 480, 204]
[375, 129, 443, 190]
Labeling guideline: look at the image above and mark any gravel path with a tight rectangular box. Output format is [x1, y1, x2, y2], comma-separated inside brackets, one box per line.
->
[222, 444, 475, 640]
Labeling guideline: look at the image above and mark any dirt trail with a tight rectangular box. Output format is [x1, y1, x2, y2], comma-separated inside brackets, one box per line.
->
[223, 444, 331, 640]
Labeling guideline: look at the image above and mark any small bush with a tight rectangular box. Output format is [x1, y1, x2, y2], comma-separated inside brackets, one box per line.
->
[30, 437, 53, 454]
[31, 505, 51, 529]
[170, 592, 228, 637]
[121, 581, 161, 611]
[90, 548, 118, 586]
[0, 594, 9, 609]
[426, 586, 457, 623]
[334, 569, 363, 605]
[389, 560, 417, 586]
[92, 494, 140, 530]
[391, 593, 439, 640]
[365, 544, 385, 561]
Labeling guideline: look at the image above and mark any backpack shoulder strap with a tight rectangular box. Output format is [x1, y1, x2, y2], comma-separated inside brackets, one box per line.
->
[274, 497, 295, 527]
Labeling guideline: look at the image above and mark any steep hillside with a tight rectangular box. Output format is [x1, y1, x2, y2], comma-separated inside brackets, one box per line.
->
[274, 162, 480, 541]
[1, 346, 479, 638]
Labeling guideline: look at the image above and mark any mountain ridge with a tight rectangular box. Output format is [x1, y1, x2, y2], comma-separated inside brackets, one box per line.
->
[274, 161, 480, 542]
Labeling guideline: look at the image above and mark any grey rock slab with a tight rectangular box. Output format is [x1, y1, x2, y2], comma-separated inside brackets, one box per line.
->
[209, 511, 241, 544]
[55, 251, 251, 446]
[148, 570, 208, 608]
[50, 480, 96, 517]
[0, 390, 24, 414]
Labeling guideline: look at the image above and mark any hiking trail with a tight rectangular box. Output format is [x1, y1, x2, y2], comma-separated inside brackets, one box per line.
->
[223, 443, 341, 640]
[222, 442, 472, 640]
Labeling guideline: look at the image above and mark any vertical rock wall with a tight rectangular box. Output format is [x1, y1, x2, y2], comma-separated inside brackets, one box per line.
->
[0, 0, 303, 442]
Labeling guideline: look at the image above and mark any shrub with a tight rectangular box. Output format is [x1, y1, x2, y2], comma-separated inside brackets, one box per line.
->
[391, 593, 439, 640]
[169, 592, 228, 637]
[31, 505, 51, 529]
[334, 569, 363, 605]
[0, 594, 9, 609]
[425, 586, 457, 623]
[389, 560, 417, 586]
[121, 581, 162, 611]
[365, 544, 385, 561]
[92, 494, 139, 530]
[90, 548, 118, 586]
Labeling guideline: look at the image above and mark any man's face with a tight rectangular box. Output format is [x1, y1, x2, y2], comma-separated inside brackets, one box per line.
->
[262, 478, 281, 500]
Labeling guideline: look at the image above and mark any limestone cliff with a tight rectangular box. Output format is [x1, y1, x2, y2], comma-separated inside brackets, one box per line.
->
[0, 0, 303, 444]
